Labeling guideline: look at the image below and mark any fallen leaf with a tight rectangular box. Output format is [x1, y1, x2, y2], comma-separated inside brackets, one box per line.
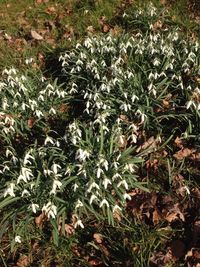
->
[165, 203, 185, 223]
[31, 30, 43, 40]
[117, 135, 127, 149]
[174, 137, 183, 149]
[35, 212, 46, 228]
[103, 24, 110, 33]
[152, 209, 162, 225]
[173, 148, 196, 160]
[93, 233, 103, 244]
[152, 20, 163, 31]
[16, 255, 30, 267]
[87, 25, 95, 33]
[46, 6, 56, 14]
[64, 224, 75, 235]
[27, 117, 35, 128]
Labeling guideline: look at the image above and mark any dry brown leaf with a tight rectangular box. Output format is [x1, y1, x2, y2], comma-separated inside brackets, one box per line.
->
[93, 233, 103, 244]
[103, 24, 110, 33]
[35, 212, 46, 228]
[165, 204, 185, 223]
[152, 209, 162, 225]
[136, 136, 160, 152]
[162, 99, 170, 108]
[31, 30, 43, 40]
[46, 6, 56, 14]
[27, 117, 35, 128]
[113, 209, 121, 222]
[16, 255, 30, 267]
[87, 25, 95, 33]
[173, 148, 196, 160]
[117, 135, 127, 149]
[64, 224, 75, 236]
[174, 136, 183, 149]
[152, 20, 163, 31]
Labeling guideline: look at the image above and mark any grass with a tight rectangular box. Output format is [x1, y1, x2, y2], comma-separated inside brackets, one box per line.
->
[0, 0, 200, 266]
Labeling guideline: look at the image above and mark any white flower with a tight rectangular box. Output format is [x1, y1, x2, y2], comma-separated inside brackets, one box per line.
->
[31, 203, 39, 213]
[97, 167, 103, 178]
[49, 107, 56, 115]
[17, 167, 33, 184]
[50, 180, 62, 195]
[4, 183, 15, 197]
[113, 205, 122, 213]
[74, 219, 84, 229]
[44, 136, 54, 145]
[99, 199, 109, 208]
[42, 202, 57, 219]
[87, 182, 100, 192]
[24, 152, 34, 165]
[21, 189, 31, 197]
[102, 178, 111, 189]
[73, 183, 79, 192]
[75, 199, 84, 209]
[117, 180, 129, 190]
[123, 193, 131, 201]
[51, 163, 61, 174]
[75, 149, 90, 162]
[15, 235, 22, 243]
[89, 194, 98, 204]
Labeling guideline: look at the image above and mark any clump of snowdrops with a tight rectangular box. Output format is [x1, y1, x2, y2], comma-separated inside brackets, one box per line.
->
[1, 3, 200, 246]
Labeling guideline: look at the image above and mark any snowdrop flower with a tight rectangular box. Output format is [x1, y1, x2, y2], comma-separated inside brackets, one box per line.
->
[87, 182, 100, 192]
[15, 236, 22, 243]
[74, 219, 84, 229]
[97, 167, 103, 178]
[73, 183, 79, 192]
[75, 149, 90, 162]
[42, 202, 57, 219]
[4, 183, 15, 197]
[89, 194, 98, 204]
[102, 178, 112, 189]
[113, 205, 122, 213]
[75, 199, 84, 209]
[24, 152, 34, 165]
[123, 193, 131, 201]
[50, 180, 62, 195]
[117, 180, 129, 190]
[49, 107, 56, 115]
[31, 203, 39, 214]
[17, 167, 33, 183]
[44, 136, 55, 146]
[51, 163, 61, 174]
[21, 189, 31, 197]
[99, 198, 109, 208]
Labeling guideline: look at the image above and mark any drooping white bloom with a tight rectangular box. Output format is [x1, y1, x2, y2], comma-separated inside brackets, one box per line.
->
[15, 235, 22, 243]
[42, 202, 57, 219]
[24, 152, 34, 165]
[4, 183, 15, 197]
[113, 204, 122, 213]
[75, 199, 84, 209]
[89, 194, 98, 205]
[31, 203, 39, 213]
[102, 178, 112, 189]
[50, 180, 62, 195]
[123, 193, 131, 201]
[74, 219, 84, 229]
[17, 167, 33, 184]
[75, 149, 90, 162]
[99, 198, 109, 208]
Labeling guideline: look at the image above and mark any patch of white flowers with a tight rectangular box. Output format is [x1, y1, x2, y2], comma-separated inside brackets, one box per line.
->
[1, 3, 200, 238]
